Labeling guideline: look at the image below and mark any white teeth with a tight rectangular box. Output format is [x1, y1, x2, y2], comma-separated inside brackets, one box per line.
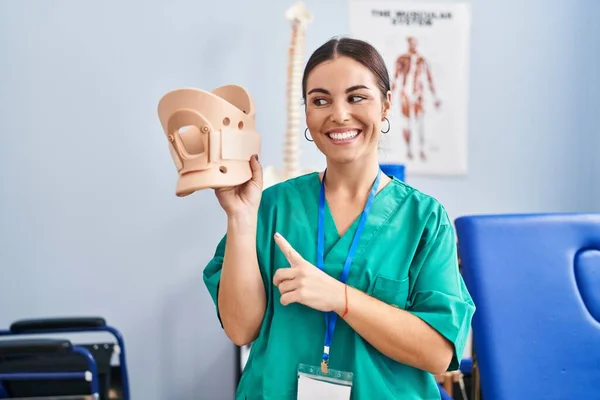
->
[328, 130, 359, 141]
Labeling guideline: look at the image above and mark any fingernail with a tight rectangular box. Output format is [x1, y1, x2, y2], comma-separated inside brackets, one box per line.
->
[253, 154, 259, 162]
[274, 232, 281, 239]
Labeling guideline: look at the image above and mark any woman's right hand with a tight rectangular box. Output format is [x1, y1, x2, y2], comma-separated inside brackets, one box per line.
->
[214, 154, 263, 218]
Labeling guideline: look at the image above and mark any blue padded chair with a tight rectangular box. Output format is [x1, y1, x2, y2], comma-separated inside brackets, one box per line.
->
[455, 213, 600, 400]
[0, 317, 130, 400]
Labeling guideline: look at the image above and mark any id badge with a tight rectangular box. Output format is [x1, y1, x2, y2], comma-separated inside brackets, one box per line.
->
[297, 363, 353, 400]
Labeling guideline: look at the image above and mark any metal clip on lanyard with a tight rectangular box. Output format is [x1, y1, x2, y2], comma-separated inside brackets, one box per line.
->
[317, 168, 382, 374]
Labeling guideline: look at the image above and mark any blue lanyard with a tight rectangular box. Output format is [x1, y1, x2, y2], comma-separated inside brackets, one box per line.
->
[317, 168, 382, 373]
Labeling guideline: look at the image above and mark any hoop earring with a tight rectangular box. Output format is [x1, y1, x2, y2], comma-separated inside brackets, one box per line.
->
[304, 127, 313, 142]
[381, 117, 390, 134]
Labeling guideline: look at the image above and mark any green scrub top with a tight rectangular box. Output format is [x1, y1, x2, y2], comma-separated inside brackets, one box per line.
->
[203, 172, 475, 400]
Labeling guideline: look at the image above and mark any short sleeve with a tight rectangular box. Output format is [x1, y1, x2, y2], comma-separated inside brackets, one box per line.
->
[202, 234, 228, 328]
[406, 207, 476, 371]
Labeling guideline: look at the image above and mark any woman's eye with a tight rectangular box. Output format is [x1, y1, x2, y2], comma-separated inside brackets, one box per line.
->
[312, 98, 327, 106]
[349, 95, 365, 103]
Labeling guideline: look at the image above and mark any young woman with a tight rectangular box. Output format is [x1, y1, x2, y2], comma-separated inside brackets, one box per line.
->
[203, 37, 475, 400]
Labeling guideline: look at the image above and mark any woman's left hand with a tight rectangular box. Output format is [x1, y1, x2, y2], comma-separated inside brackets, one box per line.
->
[272, 232, 345, 313]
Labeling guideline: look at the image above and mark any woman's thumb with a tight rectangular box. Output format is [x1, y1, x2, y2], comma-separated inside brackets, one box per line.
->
[249, 154, 263, 186]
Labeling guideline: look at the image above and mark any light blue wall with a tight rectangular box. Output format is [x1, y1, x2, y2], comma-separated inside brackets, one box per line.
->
[593, 9, 600, 212]
[403, 0, 599, 219]
[572, 0, 599, 212]
[0, 0, 598, 399]
[580, 0, 599, 212]
[596, 138, 600, 211]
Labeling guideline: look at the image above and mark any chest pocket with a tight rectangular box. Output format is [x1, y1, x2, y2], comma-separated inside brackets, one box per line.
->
[370, 275, 410, 310]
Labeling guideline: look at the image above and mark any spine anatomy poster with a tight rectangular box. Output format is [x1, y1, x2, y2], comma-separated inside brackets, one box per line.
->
[349, 0, 471, 176]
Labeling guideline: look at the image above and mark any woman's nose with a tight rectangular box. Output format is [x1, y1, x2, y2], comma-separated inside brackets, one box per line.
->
[330, 102, 350, 123]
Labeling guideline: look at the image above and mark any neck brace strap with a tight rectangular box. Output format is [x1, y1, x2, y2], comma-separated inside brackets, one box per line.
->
[157, 85, 261, 175]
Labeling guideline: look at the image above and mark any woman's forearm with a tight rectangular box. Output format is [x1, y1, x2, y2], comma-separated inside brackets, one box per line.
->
[218, 212, 266, 346]
[337, 284, 453, 375]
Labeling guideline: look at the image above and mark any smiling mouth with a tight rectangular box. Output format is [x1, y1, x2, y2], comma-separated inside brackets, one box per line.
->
[326, 129, 362, 143]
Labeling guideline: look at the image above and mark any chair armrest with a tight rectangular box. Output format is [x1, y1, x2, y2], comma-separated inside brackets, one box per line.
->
[10, 317, 106, 333]
[0, 338, 72, 356]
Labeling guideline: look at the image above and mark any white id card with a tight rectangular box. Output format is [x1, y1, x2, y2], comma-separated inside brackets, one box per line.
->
[297, 363, 353, 400]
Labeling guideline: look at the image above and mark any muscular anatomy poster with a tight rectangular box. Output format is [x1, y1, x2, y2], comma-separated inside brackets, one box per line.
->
[349, 0, 471, 175]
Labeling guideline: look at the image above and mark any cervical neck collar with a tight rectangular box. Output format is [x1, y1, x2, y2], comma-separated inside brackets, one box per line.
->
[157, 85, 261, 197]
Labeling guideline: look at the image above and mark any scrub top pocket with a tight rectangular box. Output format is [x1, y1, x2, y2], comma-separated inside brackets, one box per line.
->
[371, 275, 410, 309]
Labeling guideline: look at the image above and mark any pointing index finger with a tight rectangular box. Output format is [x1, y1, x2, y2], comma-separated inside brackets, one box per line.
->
[274, 232, 302, 265]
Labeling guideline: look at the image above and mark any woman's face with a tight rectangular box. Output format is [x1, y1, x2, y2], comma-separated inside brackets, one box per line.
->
[304, 56, 391, 165]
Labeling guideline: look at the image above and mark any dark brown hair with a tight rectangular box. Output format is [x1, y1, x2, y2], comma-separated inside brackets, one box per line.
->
[301, 36, 391, 103]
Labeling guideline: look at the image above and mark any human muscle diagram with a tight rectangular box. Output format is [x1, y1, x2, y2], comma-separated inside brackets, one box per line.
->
[350, 0, 471, 176]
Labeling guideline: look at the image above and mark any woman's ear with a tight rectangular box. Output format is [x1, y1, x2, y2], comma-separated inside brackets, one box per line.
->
[382, 90, 392, 119]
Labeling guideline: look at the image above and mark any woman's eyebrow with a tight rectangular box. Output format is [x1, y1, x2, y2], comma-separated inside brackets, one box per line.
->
[307, 85, 371, 95]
